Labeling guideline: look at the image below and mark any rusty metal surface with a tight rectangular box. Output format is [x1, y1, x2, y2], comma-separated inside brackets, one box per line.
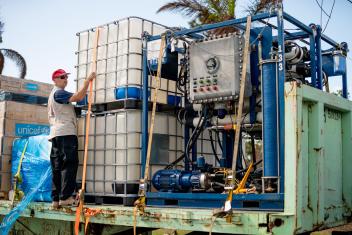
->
[0, 200, 279, 234]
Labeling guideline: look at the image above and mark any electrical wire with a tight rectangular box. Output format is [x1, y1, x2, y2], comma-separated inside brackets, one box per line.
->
[347, 0, 352, 4]
[314, 0, 330, 17]
[322, 0, 336, 33]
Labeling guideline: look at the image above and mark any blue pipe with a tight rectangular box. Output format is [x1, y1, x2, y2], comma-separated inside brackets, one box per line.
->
[343, 73, 348, 98]
[282, 12, 312, 34]
[261, 60, 279, 178]
[148, 12, 277, 41]
[283, 31, 309, 40]
[316, 25, 323, 90]
[309, 27, 317, 87]
[342, 43, 348, 98]
[283, 12, 339, 47]
[141, 37, 149, 177]
[277, 6, 285, 193]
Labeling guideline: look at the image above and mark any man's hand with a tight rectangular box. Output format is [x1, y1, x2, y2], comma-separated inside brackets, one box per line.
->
[69, 72, 97, 102]
[86, 72, 96, 82]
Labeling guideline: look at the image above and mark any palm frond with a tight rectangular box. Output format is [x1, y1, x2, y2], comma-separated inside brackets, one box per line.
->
[0, 21, 4, 43]
[157, 0, 238, 35]
[157, 0, 209, 18]
[0, 51, 4, 75]
[246, 0, 280, 15]
[0, 49, 27, 78]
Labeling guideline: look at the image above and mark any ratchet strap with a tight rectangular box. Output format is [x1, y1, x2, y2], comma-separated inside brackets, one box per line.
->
[133, 34, 166, 235]
[75, 27, 101, 235]
[223, 15, 252, 219]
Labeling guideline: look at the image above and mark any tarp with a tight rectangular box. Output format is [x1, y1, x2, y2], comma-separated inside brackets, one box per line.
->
[11, 135, 52, 202]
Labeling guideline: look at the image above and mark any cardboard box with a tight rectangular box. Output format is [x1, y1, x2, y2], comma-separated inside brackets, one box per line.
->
[0, 75, 53, 97]
[0, 155, 11, 173]
[0, 172, 11, 192]
[0, 101, 48, 122]
[0, 101, 49, 193]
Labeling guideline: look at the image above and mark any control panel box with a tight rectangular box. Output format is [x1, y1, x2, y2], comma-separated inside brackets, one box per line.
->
[188, 34, 251, 103]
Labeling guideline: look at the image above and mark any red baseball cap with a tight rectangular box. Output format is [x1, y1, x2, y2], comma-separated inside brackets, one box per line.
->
[52, 69, 70, 80]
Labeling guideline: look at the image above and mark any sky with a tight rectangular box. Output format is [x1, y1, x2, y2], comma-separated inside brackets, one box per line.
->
[0, 0, 351, 94]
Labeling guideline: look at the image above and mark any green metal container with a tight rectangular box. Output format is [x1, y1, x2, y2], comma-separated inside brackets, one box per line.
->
[0, 82, 351, 234]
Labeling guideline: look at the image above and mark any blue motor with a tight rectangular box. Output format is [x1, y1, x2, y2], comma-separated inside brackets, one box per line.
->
[152, 169, 210, 192]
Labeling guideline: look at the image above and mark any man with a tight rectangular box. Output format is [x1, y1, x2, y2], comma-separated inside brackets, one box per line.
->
[48, 69, 95, 208]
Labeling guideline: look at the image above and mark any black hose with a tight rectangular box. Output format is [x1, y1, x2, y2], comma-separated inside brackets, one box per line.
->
[165, 107, 205, 169]
[185, 111, 204, 162]
[216, 131, 223, 151]
[236, 159, 263, 174]
[209, 130, 221, 164]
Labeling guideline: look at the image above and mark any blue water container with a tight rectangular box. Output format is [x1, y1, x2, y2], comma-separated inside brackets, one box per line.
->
[115, 86, 141, 100]
[167, 95, 181, 106]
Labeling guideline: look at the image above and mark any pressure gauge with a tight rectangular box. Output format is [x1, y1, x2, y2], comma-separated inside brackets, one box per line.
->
[206, 56, 220, 74]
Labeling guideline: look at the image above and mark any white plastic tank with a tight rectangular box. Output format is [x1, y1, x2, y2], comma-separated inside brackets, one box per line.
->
[76, 17, 181, 105]
[76, 109, 184, 196]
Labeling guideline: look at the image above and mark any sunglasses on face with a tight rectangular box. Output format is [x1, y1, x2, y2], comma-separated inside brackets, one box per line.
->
[58, 75, 68, 80]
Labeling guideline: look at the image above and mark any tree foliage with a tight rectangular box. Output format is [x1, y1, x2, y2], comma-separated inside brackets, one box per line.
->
[0, 20, 27, 79]
[157, 0, 279, 35]
[246, 0, 281, 15]
[0, 49, 27, 78]
[157, 0, 237, 35]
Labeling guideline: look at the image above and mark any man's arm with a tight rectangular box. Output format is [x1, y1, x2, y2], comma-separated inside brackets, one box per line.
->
[69, 72, 96, 102]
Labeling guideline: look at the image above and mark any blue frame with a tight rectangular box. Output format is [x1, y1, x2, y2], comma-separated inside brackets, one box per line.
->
[141, 4, 348, 209]
[146, 192, 284, 210]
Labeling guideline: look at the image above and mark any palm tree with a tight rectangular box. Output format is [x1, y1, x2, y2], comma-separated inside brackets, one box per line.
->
[0, 21, 27, 79]
[157, 0, 236, 35]
[157, 0, 280, 35]
[246, 0, 282, 15]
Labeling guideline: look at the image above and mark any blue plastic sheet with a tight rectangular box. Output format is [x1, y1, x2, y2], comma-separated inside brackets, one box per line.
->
[11, 135, 52, 202]
[0, 168, 52, 235]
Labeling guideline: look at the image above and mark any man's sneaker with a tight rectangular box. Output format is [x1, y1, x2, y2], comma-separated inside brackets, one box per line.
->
[52, 201, 59, 209]
[59, 196, 76, 207]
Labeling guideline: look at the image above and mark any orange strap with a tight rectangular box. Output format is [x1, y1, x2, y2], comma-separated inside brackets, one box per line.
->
[224, 16, 251, 220]
[84, 208, 102, 233]
[143, 34, 166, 183]
[233, 161, 253, 194]
[231, 15, 251, 184]
[75, 27, 101, 235]
[133, 35, 166, 235]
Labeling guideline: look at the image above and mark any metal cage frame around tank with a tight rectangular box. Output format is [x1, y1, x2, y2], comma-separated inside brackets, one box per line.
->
[140, 3, 348, 209]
